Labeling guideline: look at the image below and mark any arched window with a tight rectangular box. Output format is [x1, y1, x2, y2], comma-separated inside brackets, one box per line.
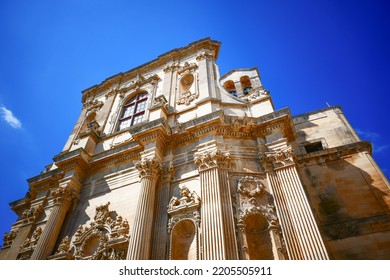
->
[223, 80, 237, 97]
[240, 76, 253, 95]
[117, 92, 148, 131]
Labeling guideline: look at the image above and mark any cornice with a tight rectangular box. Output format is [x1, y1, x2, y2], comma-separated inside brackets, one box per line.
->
[296, 141, 372, 164]
[53, 148, 90, 174]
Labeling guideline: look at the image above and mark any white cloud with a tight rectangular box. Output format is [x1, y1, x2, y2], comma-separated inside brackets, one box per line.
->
[355, 129, 380, 141]
[0, 105, 22, 129]
[356, 128, 388, 154]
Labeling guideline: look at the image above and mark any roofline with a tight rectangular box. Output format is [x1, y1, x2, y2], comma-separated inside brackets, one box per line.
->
[81, 37, 221, 98]
[220, 67, 260, 81]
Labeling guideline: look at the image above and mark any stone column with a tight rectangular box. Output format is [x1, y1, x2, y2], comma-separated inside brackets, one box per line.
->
[127, 157, 161, 260]
[261, 145, 329, 260]
[151, 163, 173, 259]
[30, 185, 78, 260]
[194, 150, 238, 260]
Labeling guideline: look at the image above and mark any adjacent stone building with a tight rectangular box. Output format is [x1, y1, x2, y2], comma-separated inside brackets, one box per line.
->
[1, 38, 390, 260]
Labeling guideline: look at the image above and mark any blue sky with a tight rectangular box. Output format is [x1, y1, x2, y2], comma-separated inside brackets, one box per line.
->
[0, 0, 389, 247]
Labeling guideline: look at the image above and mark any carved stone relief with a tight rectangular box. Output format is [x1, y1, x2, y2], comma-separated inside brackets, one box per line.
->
[17, 226, 43, 259]
[22, 204, 44, 224]
[236, 176, 287, 260]
[167, 186, 201, 260]
[52, 202, 129, 260]
[2, 229, 18, 248]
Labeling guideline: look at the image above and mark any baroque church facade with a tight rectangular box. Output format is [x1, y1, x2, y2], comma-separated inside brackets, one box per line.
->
[1, 38, 390, 260]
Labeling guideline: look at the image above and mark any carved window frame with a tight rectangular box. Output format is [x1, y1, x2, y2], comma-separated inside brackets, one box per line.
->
[115, 90, 149, 131]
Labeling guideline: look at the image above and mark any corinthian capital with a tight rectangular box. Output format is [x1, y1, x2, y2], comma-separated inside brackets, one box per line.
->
[260, 146, 295, 170]
[51, 186, 77, 205]
[194, 150, 231, 171]
[135, 157, 161, 178]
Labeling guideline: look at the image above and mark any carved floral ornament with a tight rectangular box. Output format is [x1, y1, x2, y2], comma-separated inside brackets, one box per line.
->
[22, 204, 44, 224]
[176, 91, 199, 106]
[259, 146, 295, 171]
[194, 150, 231, 171]
[53, 202, 129, 260]
[135, 157, 162, 178]
[237, 176, 265, 197]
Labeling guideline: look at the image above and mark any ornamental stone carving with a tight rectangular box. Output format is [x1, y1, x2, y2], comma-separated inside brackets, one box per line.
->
[163, 62, 179, 73]
[21, 227, 42, 250]
[196, 50, 215, 61]
[2, 229, 18, 248]
[151, 95, 168, 109]
[167, 212, 200, 233]
[55, 236, 71, 255]
[194, 150, 231, 171]
[135, 157, 161, 178]
[51, 185, 77, 205]
[237, 203, 278, 231]
[176, 91, 199, 106]
[168, 186, 201, 214]
[83, 98, 104, 112]
[72, 202, 129, 260]
[22, 204, 44, 224]
[237, 176, 265, 197]
[260, 146, 295, 170]
[177, 62, 198, 75]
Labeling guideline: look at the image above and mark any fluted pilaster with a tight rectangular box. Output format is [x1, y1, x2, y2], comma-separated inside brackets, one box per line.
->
[261, 146, 329, 260]
[127, 157, 161, 260]
[30, 186, 77, 260]
[194, 150, 238, 260]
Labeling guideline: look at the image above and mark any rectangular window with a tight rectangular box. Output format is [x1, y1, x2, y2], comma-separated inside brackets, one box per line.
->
[304, 142, 324, 153]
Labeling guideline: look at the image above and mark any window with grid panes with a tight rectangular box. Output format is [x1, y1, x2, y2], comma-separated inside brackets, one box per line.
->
[117, 92, 148, 130]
